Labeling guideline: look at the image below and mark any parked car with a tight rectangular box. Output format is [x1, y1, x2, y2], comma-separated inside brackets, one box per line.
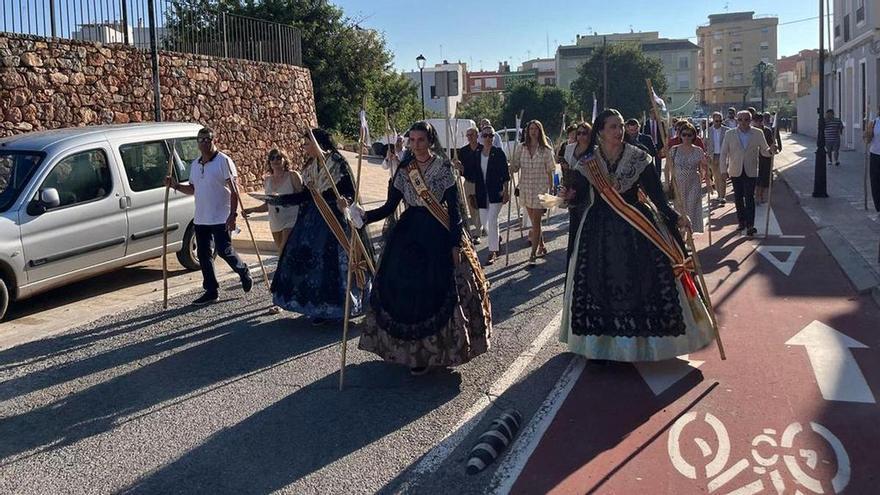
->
[0, 123, 207, 320]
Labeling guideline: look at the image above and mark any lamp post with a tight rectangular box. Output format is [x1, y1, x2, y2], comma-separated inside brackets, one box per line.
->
[813, 0, 828, 197]
[416, 54, 426, 120]
[758, 61, 768, 113]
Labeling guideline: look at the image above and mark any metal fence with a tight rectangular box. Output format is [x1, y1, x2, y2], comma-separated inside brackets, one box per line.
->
[0, 0, 302, 66]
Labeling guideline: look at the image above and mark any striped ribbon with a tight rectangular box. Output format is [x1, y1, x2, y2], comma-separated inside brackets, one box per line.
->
[310, 188, 368, 288]
[583, 158, 698, 299]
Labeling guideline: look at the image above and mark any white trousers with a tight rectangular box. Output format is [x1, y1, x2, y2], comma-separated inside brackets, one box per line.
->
[479, 202, 503, 252]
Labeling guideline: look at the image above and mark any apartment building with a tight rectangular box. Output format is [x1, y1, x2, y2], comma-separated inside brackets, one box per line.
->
[697, 11, 778, 109]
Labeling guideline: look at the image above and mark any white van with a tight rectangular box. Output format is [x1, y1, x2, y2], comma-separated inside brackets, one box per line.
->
[0, 123, 206, 320]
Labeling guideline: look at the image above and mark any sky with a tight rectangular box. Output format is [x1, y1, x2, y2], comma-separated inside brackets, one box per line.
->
[331, 0, 827, 72]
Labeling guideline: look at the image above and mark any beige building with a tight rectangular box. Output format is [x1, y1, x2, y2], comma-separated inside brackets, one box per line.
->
[554, 31, 699, 115]
[697, 11, 778, 109]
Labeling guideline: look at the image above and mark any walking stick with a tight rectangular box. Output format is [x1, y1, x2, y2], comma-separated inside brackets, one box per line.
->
[339, 111, 368, 392]
[764, 162, 775, 238]
[702, 154, 712, 246]
[670, 173, 726, 360]
[505, 111, 524, 265]
[225, 159, 270, 287]
[161, 151, 175, 309]
[864, 97, 871, 211]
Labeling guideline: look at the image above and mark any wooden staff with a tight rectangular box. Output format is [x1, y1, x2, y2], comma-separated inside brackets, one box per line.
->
[506, 111, 524, 265]
[645, 79, 669, 185]
[701, 153, 712, 246]
[307, 129, 376, 276]
[670, 172, 726, 360]
[338, 110, 368, 392]
[161, 151, 175, 309]
[225, 156, 270, 287]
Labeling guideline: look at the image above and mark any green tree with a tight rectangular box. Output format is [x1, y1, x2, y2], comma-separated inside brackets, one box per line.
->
[456, 92, 504, 129]
[751, 62, 777, 107]
[364, 71, 425, 141]
[501, 80, 577, 140]
[166, 0, 395, 135]
[570, 43, 668, 122]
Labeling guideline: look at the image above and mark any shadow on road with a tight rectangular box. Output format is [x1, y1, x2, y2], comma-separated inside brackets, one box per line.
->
[120, 361, 461, 494]
[0, 298, 347, 464]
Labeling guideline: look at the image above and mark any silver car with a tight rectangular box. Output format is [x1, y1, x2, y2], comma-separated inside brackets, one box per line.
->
[0, 123, 206, 320]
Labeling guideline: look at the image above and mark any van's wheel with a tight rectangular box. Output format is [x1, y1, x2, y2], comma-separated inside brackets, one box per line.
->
[176, 224, 215, 271]
[0, 277, 9, 322]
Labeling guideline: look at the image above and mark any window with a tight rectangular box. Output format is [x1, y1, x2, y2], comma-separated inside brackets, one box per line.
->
[731, 42, 742, 52]
[678, 56, 689, 70]
[485, 78, 497, 89]
[733, 73, 743, 82]
[173, 137, 199, 182]
[40, 149, 112, 209]
[713, 46, 723, 55]
[119, 141, 171, 192]
[857, 0, 865, 24]
[713, 75, 723, 84]
[0, 151, 43, 212]
[760, 42, 769, 50]
[677, 74, 690, 90]
[730, 57, 743, 66]
[844, 15, 851, 42]
[713, 31, 722, 40]
[761, 27, 769, 34]
[713, 61, 722, 69]
[835, 25, 841, 38]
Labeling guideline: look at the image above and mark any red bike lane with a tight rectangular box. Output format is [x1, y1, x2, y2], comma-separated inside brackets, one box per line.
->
[504, 181, 880, 494]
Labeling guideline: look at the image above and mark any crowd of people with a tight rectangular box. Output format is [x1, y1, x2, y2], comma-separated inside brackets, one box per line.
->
[167, 103, 787, 375]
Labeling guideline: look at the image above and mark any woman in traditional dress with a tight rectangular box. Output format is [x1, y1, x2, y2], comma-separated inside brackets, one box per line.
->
[266, 128, 374, 325]
[345, 121, 491, 375]
[511, 120, 556, 263]
[560, 109, 715, 362]
[243, 149, 303, 314]
[561, 121, 593, 260]
[667, 122, 707, 234]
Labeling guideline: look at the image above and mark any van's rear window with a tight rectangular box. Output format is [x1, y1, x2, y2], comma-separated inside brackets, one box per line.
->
[0, 151, 43, 212]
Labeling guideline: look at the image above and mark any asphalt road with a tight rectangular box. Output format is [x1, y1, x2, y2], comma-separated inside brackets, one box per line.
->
[0, 211, 574, 494]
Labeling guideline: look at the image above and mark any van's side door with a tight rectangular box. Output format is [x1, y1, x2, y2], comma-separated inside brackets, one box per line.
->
[115, 137, 194, 257]
[18, 144, 128, 284]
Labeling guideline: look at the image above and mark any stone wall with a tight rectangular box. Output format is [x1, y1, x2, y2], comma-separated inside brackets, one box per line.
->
[0, 33, 317, 189]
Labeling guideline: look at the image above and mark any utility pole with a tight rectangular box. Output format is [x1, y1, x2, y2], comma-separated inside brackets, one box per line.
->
[813, 0, 828, 197]
[602, 36, 608, 109]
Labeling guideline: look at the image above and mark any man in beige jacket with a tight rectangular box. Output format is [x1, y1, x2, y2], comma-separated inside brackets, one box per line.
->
[719, 110, 776, 236]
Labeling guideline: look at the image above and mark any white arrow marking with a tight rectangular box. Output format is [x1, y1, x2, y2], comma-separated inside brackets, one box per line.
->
[786, 320, 875, 404]
[634, 355, 705, 396]
[756, 245, 804, 276]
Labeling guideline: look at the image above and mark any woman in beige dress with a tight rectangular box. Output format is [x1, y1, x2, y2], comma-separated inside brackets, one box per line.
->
[511, 120, 555, 263]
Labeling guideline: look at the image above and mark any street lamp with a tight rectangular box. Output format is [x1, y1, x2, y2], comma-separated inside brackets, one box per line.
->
[813, 0, 828, 197]
[416, 54, 426, 120]
[758, 61, 768, 113]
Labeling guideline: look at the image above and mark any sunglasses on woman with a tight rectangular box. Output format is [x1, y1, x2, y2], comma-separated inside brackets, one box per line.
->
[681, 133, 695, 138]
[482, 133, 494, 138]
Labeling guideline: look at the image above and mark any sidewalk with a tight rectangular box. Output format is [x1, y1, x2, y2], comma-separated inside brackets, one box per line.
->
[233, 151, 391, 253]
[774, 132, 880, 298]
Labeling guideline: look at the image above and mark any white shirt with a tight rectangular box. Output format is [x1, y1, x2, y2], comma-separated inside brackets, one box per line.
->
[711, 126, 725, 154]
[190, 151, 236, 225]
[480, 152, 490, 201]
[871, 118, 880, 155]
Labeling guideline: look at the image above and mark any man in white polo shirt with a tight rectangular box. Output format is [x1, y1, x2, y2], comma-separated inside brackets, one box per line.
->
[165, 127, 252, 305]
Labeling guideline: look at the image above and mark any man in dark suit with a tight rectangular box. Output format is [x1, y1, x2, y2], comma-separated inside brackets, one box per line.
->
[641, 116, 664, 177]
[626, 118, 659, 176]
